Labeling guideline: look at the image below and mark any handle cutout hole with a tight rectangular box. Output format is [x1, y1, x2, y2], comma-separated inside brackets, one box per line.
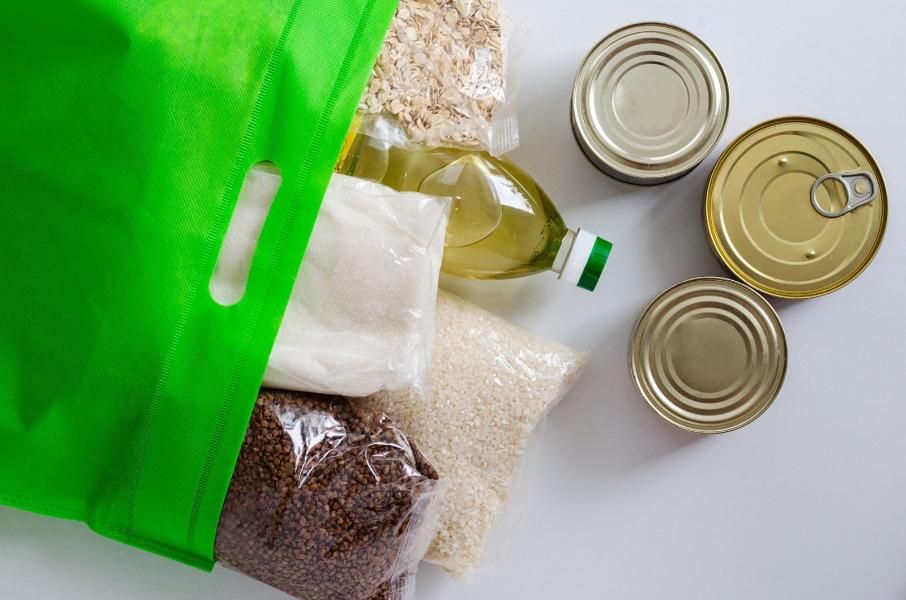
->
[210, 161, 281, 306]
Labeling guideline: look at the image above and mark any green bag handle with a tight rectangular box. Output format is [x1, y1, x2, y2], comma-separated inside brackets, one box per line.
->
[0, 0, 397, 569]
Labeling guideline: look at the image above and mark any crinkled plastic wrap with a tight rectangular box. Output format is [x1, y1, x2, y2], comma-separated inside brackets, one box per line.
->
[216, 389, 443, 600]
[367, 290, 590, 577]
[361, 0, 522, 154]
[215, 169, 449, 398]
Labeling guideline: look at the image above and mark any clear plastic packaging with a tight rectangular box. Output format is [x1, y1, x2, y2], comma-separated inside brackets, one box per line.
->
[361, 0, 522, 155]
[366, 290, 590, 577]
[217, 169, 449, 398]
[216, 389, 444, 600]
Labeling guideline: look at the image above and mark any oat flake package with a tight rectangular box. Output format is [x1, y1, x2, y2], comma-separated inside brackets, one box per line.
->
[0, 0, 399, 575]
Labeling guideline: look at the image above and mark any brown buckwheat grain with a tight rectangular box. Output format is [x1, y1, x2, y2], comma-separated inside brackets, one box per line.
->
[215, 389, 441, 600]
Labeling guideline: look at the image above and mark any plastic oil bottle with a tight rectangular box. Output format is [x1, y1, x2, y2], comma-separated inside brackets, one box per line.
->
[336, 115, 612, 291]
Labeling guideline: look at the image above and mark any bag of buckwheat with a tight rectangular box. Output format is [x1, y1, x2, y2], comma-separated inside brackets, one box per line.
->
[216, 389, 444, 600]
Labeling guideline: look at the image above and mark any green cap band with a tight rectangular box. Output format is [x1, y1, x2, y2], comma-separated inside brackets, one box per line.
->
[578, 237, 613, 291]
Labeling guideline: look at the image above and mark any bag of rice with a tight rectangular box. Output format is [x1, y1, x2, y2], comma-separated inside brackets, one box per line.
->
[366, 290, 589, 577]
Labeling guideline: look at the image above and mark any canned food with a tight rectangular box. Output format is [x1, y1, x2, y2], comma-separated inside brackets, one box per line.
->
[705, 117, 887, 298]
[571, 22, 729, 185]
[630, 277, 787, 434]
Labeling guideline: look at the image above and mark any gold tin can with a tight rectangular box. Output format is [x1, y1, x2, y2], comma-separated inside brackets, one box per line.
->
[630, 277, 787, 434]
[571, 22, 729, 185]
[705, 117, 887, 298]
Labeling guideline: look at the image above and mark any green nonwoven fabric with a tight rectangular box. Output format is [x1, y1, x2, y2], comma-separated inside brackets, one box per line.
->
[0, 0, 397, 569]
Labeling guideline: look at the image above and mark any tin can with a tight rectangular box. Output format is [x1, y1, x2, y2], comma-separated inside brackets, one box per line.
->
[705, 117, 888, 298]
[571, 22, 729, 185]
[630, 277, 787, 434]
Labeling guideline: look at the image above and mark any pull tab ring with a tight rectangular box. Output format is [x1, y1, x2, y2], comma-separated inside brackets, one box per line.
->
[810, 171, 878, 218]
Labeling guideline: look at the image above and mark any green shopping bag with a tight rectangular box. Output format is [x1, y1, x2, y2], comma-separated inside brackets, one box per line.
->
[0, 0, 396, 569]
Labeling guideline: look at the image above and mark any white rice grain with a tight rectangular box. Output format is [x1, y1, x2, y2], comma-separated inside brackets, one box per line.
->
[367, 290, 589, 577]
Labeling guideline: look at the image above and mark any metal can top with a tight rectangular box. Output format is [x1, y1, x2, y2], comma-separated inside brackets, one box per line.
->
[630, 277, 787, 434]
[571, 22, 729, 185]
[706, 117, 887, 298]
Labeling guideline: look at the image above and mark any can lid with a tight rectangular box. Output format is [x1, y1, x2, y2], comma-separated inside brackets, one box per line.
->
[630, 277, 787, 434]
[706, 117, 888, 298]
[571, 22, 729, 184]
[560, 229, 612, 292]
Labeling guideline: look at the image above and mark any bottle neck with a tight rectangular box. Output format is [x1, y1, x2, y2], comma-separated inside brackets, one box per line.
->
[551, 229, 577, 275]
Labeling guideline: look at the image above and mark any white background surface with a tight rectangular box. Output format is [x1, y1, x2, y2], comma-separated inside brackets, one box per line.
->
[2, 1, 905, 599]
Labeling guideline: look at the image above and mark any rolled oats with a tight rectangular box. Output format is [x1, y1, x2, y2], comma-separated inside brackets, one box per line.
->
[362, 0, 515, 151]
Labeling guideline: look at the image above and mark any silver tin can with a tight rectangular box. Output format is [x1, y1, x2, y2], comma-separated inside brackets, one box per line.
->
[630, 277, 787, 434]
[571, 23, 729, 185]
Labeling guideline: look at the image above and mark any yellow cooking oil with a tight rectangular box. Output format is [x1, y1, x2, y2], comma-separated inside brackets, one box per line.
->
[337, 116, 612, 290]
